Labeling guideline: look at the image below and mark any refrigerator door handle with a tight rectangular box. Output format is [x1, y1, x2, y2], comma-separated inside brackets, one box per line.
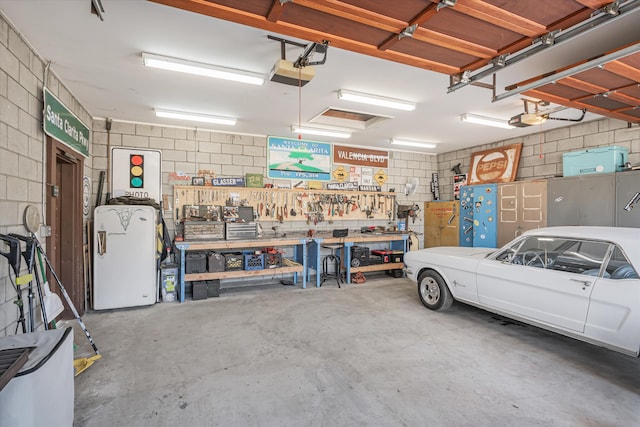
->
[97, 231, 106, 255]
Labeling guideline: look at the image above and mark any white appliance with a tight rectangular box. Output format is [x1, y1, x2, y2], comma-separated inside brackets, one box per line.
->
[93, 205, 158, 309]
[0, 328, 74, 426]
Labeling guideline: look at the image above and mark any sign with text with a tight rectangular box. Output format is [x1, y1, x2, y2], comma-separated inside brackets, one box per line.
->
[327, 182, 358, 191]
[43, 87, 90, 157]
[212, 177, 245, 187]
[245, 174, 263, 188]
[333, 145, 388, 168]
[267, 136, 331, 181]
[469, 143, 522, 184]
[111, 148, 162, 202]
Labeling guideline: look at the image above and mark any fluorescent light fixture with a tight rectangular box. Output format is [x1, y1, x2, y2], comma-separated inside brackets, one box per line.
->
[390, 138, 437, 149]
[291, 126, 351, 139]
[337, 89, 416, 111]
[142, 53, 265, 85]
[155, 109, 237, 126]
[460, 113, 514, 129]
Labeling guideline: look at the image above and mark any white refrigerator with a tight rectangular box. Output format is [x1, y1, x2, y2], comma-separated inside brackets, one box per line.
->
[93, 205, 158, 309]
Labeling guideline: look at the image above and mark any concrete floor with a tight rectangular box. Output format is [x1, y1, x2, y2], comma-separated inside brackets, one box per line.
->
[72, 276, 640, 426]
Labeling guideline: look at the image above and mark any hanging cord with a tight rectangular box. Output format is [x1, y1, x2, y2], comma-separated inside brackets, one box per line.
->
[538, 122, 544, 159]
[297, 67, 302, 139]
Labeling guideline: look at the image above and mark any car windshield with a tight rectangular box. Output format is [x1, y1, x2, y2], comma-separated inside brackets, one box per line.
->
[494, 235, 617, 274]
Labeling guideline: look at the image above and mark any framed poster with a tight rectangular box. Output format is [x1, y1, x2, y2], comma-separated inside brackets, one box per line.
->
[453, 174, 467, 200]
[468, 143, 522, 185]
[267, 136, 331, 181]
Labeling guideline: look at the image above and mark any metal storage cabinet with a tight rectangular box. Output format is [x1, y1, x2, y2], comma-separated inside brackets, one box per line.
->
[616, 170, 640, 228]
[423, 201, 459, 248]
[459, 184, 498, 248]
[547, 173, 615, 226]
[497, 180, 547, 247]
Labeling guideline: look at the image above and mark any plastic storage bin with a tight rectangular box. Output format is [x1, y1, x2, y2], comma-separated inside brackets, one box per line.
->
[243, 251, 265, 271]
[562, 146, 628, 176]
[185, 252, 207, 274]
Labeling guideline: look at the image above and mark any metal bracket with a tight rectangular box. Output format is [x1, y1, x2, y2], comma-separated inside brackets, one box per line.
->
[399, 24, 418, 39]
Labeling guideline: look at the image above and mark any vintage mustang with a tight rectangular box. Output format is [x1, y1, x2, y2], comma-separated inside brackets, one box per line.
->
[404, 227, 640, 356]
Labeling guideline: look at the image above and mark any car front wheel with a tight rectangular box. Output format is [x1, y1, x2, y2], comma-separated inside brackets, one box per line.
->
[418, 270, 453, 311]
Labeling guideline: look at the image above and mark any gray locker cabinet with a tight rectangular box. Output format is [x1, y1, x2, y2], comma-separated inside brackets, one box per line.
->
[547, 173, 616, 227]
[498, 180, 547, 247]
[616, 170, 640, 228]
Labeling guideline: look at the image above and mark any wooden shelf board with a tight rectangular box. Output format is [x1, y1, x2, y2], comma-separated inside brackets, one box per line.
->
[185, 263, 303, 281]
[349, 262, 404, 273]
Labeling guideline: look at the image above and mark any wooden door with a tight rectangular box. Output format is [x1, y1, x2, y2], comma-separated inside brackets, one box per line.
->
[46, 138, 84, 318]
[424, 201, 459, 248]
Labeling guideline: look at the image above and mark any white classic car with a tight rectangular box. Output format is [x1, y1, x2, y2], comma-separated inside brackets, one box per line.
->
[404, 227, 640, 356]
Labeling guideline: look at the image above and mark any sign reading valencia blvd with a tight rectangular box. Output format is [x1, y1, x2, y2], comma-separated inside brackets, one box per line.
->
[333, 145, 388, 168]
[43, 87, 90, 157]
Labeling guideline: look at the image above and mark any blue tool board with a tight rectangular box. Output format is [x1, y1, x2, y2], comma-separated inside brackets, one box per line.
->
[458, 183, 498, 248]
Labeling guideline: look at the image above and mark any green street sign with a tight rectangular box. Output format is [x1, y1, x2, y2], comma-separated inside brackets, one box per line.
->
[43, 87, 90, 157]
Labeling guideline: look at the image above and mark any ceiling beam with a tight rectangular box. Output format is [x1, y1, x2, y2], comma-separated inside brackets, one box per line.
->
[444, 0, 547, 38]
[572, 0, 612, 9]
[525, 88, 640, 123]
[604, 59, 640, 82]
[149, 0, 461, 74]
[266, 0, 286, 22]
[378, 3, 438, 51]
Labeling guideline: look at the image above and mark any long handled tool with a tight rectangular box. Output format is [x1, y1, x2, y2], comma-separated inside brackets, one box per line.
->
[0, 234, 28, 333]
[9, 233, 46, 332]
[32, 236, 101, 375]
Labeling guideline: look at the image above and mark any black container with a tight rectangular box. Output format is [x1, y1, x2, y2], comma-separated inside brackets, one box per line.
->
[186, 252, 207, 274]
[192, 281, 208, 300]
[207, 280, 221, 298]
[208, 252, 225, 273]
[223, 252, 243, 271]
[350, 246, 370, 267]
[386, 269, 404, 278]
[264, 253, 282, 269]
[390, 251, 404, 263]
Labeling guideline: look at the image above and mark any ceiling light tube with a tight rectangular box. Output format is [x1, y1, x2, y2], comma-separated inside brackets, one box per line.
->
[337, 89, 416, 111]
[155, 109, 237, 126]
[291, 126, 351, 139]
[142, 53, 265, 85]
[390, 138, 437, 148]
[460, 113, 514, 129]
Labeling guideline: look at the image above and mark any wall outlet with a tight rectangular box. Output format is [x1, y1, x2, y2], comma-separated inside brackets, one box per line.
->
[40, 225, 52, 238]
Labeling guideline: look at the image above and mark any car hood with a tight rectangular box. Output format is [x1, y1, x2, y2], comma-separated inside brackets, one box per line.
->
[404, 246, 495, 267]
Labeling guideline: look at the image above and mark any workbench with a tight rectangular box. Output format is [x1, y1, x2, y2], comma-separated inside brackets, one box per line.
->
[174, 236, 310, 302]
[308, 233, 409, 286]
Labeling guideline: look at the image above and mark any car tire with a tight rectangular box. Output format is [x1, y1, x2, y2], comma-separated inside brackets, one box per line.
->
[417, 270, 453, 311]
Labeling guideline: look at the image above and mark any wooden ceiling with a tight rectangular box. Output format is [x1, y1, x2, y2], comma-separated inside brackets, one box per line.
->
[521, 46, 640, 123]
[149, 0, 639, 123]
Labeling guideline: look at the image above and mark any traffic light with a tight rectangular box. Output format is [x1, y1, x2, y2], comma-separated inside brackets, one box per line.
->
[130, 154, 144, 188]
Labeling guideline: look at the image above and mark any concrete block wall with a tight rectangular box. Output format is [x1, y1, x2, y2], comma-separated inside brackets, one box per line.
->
[90, 121, 436, 249]
[0, 13, 92, 336]
[437, 118, 640, 201]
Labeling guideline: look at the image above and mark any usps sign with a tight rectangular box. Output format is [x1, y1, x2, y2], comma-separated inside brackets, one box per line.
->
[111, 148, 162, 202]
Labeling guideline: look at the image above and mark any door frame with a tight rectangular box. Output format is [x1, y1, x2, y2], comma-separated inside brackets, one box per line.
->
[46, 137, 85, 317]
